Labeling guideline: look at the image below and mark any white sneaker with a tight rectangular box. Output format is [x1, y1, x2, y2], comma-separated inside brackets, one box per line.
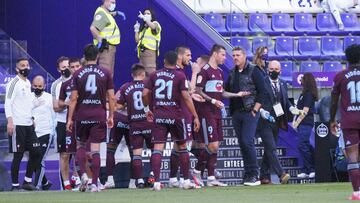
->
[79, 174, 89, 192]
[128, 181, 137, 189]
[104, 181, 115, 189]
[191, 170, 204, 187]
[297, 173, 309, 178]
[309, 172, 315, 178]
[97, 180, 105, 191]
[152, 182, 161, 191]
[90, 184, 100, 192]
[169, 178, 181, 188]
[207, 178, 228, 187]
[182, 179, 197, 189]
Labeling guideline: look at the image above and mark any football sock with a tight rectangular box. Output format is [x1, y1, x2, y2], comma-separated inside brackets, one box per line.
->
[347, 163, 360, 192]
[206, 150, 217, 177]
[132, 155, 143, 179]
[169, 150, 179, 178]
[106, 149, 116, 176]
[91, 152, 100, 186]
[195, 149, 207, 173]
[178, 150, 190, 180]
[76, 147, 87, 176]
[151, 150, 162, 182]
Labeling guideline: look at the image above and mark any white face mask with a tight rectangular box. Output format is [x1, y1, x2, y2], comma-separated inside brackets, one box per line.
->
[108, 3, 116, 12]
[144, 14, 152, 21]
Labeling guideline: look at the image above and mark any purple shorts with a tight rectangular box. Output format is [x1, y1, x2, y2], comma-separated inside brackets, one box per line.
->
[65, 128, 77, 153]
[342, 129, 360, 147]
[108, 119, 130, 146]
[152, 117, 187, 143]
[193, 117, 223, 144]
[129, 121, 154, 150]
[75, 121, 107, 144]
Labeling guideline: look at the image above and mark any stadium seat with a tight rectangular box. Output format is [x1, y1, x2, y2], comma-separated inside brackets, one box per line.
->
[297, 36, 320, 59]
[323, 61, 343, 72]
[230, 37, 252, 56]
[252, 37, 275, 56]
[316, 13, 343, 34]
[225, 13, 249, 34]
[248, 13, 271, 33]
[229, 0, 248, 13]
[341, 13, 360, 34]
[300, 61, 321, 72]
[271, 13, 294, 35]
[321, 36, 344, 57]
[343, 36, 360, 51]
[275, 36, 294, 59]
[294, 13, 317, 34]
[280, 61, 295, 83]
[203, 13, 227, 34]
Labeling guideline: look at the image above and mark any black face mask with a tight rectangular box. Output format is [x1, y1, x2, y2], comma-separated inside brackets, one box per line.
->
[61, 69, 71, 78]
[33, 88, 44, 96]
[19, 68, 30, 77]
[269, 71, 280, 80]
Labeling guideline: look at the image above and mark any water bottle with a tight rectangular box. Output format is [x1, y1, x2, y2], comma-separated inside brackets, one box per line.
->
[221, 107, 227, 118]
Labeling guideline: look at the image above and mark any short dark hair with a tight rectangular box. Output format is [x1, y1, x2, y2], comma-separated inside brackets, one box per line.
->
[84, 44, 98, 61]
[57, 56, 69, 69]
[16, 57, 29, 64]
[345, 44, 360, 65]
[210, 44, 226, 56]
[164, 51, 178, 66]
[175, 46, 190, 55]
[69, 57, 81, 65]
[131, 64, 146, 76]
[232, 46, 246, 55]
[198, 55, 210, 63]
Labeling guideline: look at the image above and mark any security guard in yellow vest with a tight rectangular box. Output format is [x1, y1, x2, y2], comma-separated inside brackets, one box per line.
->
[134, 9, 161, 76]
[90, 0, 125, 77]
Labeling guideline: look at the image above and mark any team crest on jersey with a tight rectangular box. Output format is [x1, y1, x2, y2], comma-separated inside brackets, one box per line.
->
[216, 82, 223, 91]
[197, 75, 203, 84]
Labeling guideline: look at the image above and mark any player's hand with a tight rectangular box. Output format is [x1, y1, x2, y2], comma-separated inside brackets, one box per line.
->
[237, 91, 250, 97]
[134, 21, 140, 33]
[7, 121, 14, 136]
[107, 117, 114, 129]
[146, 111, 154, 122]
[191, 93, 205, 102]
[193, 117, 200, 133]
[66, 120, 73, 133]
[330, 121, 338, 136]
[214, 100, 224, 108]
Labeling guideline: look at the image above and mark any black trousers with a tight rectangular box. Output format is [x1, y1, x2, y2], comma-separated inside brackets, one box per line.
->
[34, 134, 52, 187]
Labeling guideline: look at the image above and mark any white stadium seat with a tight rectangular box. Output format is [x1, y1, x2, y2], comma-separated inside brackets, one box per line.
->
[228, 0, 248, 13]
[268, 0, 297, 13]
[198, 0, 227, 13]
[245, 0, 273, 13]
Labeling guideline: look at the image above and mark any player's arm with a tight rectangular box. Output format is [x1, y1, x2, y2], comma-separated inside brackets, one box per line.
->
[66, 90, 78, 132]
[329, 92, 340, 135]
[4, 83, 15, 135]
[142, 88, 151, 108]
[195, 86, 223, 108]
[107, 89, 115, 128]
[181, 90, 200, 132]
[251, 67, 266, 115]
[222, 90, 250, 98]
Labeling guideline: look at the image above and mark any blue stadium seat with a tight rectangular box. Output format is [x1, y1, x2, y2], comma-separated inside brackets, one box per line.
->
[297, 36, 320, 60]
[323, 61, 343, 72]
[230, 37, 252, 56]
[294, 13, 317, 35]
[321, 36, 344, 57]
[275, 36, 294, 59]
[341, 13, 360, 34]
[248, 13, 272, 33]
[300, 61, 321, 72]
[252, 37, 274, 56]
[271, 13, 294, 35]
[203, 13, 227, 34]
[280, 61, 295, 83]
[316, 13, 338, 33]
[225, 13, 249, 35]
[344, 36, 360, 51]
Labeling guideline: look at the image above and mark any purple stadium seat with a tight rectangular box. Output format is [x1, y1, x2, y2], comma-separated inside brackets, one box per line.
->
[271, 13, 294, 34]
[321, 36, 344, 56]
[279, 61, 295, 83]
[230, 37, 252, 56]
[323, 61, 343, 72]
[294, 13, 317, 34]
[249, 13, 271, 33]
[344, 36, 360, 51]
[316, 13, 337, 32]
[300, 61, 321, 72]
[203, 13, 227, 34]
[226, 13, 249, 34]
[298, 36, 320, 59]
[341, 13, 360, 33]
[275, 36, 294, 59]
[252, 37, 274, 56]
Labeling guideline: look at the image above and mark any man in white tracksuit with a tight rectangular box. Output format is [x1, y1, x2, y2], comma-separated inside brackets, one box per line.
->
[320, 0, 359, 30]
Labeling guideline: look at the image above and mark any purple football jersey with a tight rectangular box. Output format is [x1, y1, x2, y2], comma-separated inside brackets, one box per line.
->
[59, 78, 72, 102]
[195, 64, 224, 119]
[72, 64, 114, 122]
[332, 67, 360, 129]
[176, 67, 193, 121]
[144, 68, 188, 119]
[118, 80, 147, 123]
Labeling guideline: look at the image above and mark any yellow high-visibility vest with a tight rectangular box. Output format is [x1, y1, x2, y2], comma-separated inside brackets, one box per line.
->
[93, 7, 120, 45]
[137, 21, 161, 58]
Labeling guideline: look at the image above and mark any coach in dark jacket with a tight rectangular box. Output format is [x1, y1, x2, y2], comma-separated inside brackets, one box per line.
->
[225, 47, 265, 186]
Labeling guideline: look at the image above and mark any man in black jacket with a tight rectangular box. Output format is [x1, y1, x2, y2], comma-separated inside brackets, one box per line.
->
[225, 47, 265, 186]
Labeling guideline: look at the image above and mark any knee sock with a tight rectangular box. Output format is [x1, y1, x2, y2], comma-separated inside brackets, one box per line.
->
[132, 155, 143, 180]
[106, 149, 116, 176]
[76, 146, 87, 176]
[91, 152, 100, 186]
[205, 148, 217, 177]
[195, 149, 207, 174]
[178, 150, 190, 180]
[347, 162, 360, 192]
[151, 150, 162, 182]
[169, 150, 179, 178]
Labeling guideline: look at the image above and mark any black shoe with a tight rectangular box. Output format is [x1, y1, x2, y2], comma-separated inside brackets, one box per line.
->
[243, 176, 261, 186]
[137, 182, 145, 189]
[11, 186, 20, 191]
[42, 181, 52, 190]
[22, 182, 38, 191]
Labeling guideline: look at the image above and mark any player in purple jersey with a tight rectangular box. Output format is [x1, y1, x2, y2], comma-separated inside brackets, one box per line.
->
[58, 58, 83, 189]
[330, 44, 360, 200]
[142, 51, 200, 191]
[192, 44, 250, 187]
[66, 44, 115, 192]
[116, 64, 154, 189]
